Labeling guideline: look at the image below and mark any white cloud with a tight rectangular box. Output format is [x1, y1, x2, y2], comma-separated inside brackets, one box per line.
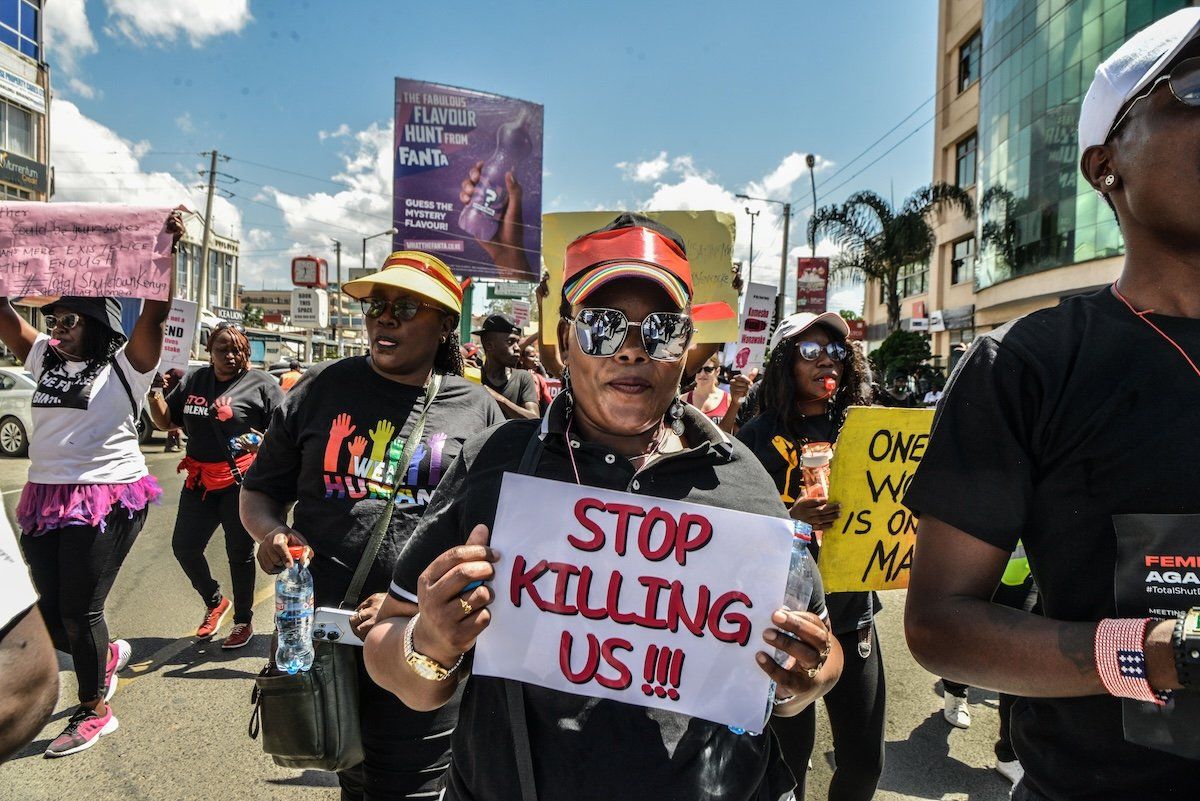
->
[174, 111, 195, 133]
[50, 97, 243, 262]
[104, 0, 253, 47]
[43, 0, 98, 98]
[615, 150, 857, 314]
[318, 124, 351, 142]
[257, 121, 395, 287]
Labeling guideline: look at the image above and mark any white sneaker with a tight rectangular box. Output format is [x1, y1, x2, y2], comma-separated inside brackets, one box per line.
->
[996, 758, 1024, 786]
[943, 691, 971, 728]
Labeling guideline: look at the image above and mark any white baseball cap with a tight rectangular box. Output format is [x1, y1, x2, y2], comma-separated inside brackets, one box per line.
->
[1078, 7, 1200, 152]
[769, 311, 851, 351]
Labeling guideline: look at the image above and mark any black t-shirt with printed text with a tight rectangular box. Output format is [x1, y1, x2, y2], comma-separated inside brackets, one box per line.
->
[391, 401, 827, 801]
[167, 367, 283, 463]
[737, 409, 880, 635]
[242, 356, 502, 607]
[904, 288, 1200, 800]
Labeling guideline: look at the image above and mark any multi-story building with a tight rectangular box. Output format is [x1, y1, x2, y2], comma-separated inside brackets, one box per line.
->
[174, 209, 240, 311]
[864, 0, 1195, 367]
[0, 0, 48, 202]
[239, 283, 364, 356]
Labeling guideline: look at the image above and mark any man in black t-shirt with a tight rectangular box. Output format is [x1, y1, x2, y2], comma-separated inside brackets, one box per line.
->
[904, 12, 1200, 800]
[473, 313, 539, 420]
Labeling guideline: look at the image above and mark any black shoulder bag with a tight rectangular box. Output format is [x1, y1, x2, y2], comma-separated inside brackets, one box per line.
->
[249, 374, 442, 772]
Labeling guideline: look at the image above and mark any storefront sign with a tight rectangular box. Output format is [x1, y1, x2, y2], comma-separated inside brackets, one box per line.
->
[0, 149, 46, 194]
[0, 64, 45, 112]
[821, 407, 934, 592]
[928, 310, 946, 332]
[394, 78, 543, 281]
[475, 473, 793, 732]
[796, 257, 829, 313]
[212, 305, 244, 323]
[0, 203, 174, 299]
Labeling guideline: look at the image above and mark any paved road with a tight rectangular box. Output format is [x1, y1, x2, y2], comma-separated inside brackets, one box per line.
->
[1, 434, 1013, 801]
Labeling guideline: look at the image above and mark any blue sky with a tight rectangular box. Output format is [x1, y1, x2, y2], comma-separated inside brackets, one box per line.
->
[45, 0, 939, 303]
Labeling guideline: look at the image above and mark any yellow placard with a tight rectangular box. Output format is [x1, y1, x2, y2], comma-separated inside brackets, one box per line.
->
[541, 210, 739, 345]
[821, 407, 935, 592]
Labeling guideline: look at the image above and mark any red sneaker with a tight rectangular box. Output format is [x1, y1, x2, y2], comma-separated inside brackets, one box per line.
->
[222, 622, 253, 650]
[196, 597, 231, 638]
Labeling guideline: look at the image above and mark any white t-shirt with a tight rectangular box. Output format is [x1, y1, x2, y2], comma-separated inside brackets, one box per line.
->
[0, 508, 36, 630]
[26, 333, 157, 485]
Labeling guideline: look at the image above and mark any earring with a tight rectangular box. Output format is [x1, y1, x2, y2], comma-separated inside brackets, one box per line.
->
[666, 396, 685, 436]
[560, 367, 574, 420]
[1103, 174, 1117, 189]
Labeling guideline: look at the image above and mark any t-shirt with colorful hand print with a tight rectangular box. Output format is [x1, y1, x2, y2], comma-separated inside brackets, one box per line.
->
[166, 366, 284, 464]
[242, 356, 503, 606]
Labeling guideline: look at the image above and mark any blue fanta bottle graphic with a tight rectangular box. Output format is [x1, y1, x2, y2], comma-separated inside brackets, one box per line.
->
[735, 520, 816, 736]
[458, 108, 533, 242]
[275, 546, 315, 674]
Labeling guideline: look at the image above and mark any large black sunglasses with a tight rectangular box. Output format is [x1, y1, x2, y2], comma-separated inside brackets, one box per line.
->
[1108, 56, 1200, 140]
[794, 340, 848, 362]
[360, 297, 444, 321]
[567, 307, 693, 362]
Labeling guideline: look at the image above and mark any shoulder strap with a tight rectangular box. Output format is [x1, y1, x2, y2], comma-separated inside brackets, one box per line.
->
[505, 425, 546, 801]
[341, 373, 442, 608]
[108, 358, 137, 416]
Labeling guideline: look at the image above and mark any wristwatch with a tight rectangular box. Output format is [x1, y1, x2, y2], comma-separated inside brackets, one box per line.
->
[404, 613, 464, 681]
[1172, 607, 1200, 689]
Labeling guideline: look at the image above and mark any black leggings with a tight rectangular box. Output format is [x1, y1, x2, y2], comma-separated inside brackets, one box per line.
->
[20, 505, 147, 705]
[172, 484, 256, 625]
[772, 627, 886, 801]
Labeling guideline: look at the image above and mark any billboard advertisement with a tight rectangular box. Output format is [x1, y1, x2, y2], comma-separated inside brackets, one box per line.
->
[542, 210, 739, 345]
[796, 256, 830, 314]
[393, 78, 543, 281]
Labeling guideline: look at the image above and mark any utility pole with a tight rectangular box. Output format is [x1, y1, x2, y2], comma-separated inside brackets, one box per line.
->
[197, 150, 219, 314]
[777, 202, 791, 326]
[331, 239, 342, 357]
[807, 154, 818, 257]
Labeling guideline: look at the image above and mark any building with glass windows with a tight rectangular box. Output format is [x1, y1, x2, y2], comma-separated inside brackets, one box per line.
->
[862, 0, 1194, 368]
[175, 209, 241, 311]
[0, 0, 48, 201]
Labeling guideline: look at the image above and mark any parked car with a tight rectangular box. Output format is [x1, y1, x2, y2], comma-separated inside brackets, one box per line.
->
[0, 366, 35, 457]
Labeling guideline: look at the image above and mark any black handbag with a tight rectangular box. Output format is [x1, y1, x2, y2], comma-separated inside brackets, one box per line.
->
[249, 374, 442, 771]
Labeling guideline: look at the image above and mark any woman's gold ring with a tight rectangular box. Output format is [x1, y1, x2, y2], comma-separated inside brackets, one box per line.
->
[459, 597, 473, 616]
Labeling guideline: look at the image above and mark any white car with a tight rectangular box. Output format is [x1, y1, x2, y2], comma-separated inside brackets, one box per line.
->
[0, 366, 35, 457]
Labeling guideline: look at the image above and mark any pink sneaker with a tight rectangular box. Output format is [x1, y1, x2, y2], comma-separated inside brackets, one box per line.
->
[44, 706, 119, 757]
[103, 640, 131, 703]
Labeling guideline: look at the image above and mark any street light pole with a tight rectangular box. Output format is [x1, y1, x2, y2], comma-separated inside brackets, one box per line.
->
[737, 192, 791, 324]
[744, 208, 760, 287]
[361, 227, 399, 275]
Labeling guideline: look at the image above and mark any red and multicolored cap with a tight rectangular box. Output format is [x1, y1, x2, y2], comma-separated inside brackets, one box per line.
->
[563, 224, 734, 321]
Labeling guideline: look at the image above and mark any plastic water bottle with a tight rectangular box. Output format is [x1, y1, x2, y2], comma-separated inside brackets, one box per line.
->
[734, 521, 816, 736]
[275, 546, 314, 674]
[458, 108, 533, 241]
[229, 432, 262, 455]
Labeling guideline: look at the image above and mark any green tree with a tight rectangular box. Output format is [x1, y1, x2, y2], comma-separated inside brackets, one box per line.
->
[838, 309, 861, 321]
[242, 304, 265, 327]
[870, 329, 931, 380]
[809, 183, 975, 332]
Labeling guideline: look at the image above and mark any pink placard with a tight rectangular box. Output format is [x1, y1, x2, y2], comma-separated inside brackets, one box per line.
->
[0, 203, 175, 301]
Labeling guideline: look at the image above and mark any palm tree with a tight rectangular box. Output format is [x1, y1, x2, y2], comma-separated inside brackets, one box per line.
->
[808, 184, 975, 332]
[979, 184, 1020, 277]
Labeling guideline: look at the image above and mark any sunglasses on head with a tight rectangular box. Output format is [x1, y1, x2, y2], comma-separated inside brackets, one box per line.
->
[795, 340, 848, 362]
[360, 297, 443, 321]
[213, 321, 245, 333]
[1108, 56, 1200, 139]
[567, 307, 693, 362]
[44, 313, 81, 331]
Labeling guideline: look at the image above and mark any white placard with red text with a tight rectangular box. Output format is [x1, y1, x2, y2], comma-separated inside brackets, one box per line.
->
[726, 281, 774, 373]
[511, 299, 531, 329]
[159, 298, 198, 373]
[473, 473, 794, 731]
